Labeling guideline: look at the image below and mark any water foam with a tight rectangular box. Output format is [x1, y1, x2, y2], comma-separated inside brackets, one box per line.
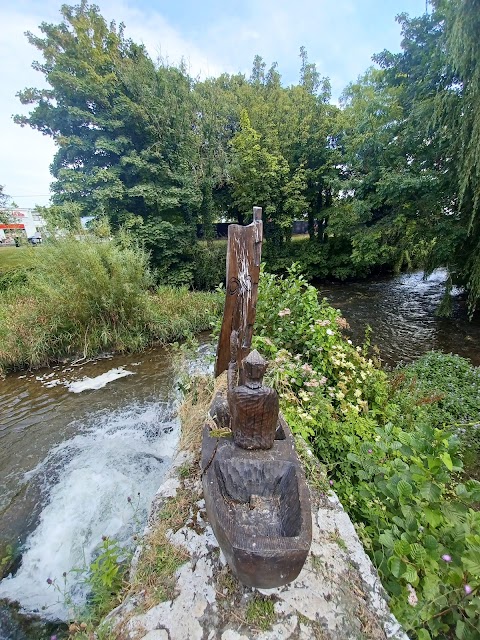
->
[39, 367, 135, 392]
[0, 400, 178, 620]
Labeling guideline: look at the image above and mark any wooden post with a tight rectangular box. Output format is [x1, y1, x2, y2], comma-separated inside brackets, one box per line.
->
[214, 206, 263, 378]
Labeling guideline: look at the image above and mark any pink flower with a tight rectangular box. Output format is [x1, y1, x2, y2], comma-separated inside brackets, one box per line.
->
[442, 554, 452, 563]
[407, 584, 418, 606]
[329, 480, 334, 486]
[278, 308, 291, 317]
[315, 319, 330, 326]
[464, 584, 472, 595]
[301, 363, 314, 374]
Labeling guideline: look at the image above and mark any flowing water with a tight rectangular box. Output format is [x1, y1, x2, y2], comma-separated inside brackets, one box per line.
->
[317, 269, 480, 367]
[0, 342, 211, 638]
[1, 270, 479, 639]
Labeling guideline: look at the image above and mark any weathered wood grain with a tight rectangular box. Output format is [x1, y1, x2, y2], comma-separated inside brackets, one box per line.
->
[228, 350, 279, 450]
[214, 206, 262, 378]
[201, 413, 312, 588]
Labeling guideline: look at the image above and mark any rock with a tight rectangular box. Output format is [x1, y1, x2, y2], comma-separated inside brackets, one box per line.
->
[107, 452, 408, 640]
[141, 631, 169, 640]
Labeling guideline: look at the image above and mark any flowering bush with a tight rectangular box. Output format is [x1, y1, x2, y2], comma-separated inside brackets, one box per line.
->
[253, 265, 480, 639]
[254, 265, 389, 471]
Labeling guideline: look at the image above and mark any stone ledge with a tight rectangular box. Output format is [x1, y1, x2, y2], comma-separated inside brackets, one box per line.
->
[107, 448, 408, 640]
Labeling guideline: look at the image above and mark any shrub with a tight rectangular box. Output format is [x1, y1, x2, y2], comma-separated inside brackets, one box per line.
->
[253, 266, 480, 639]
[192, 241, 227, 290]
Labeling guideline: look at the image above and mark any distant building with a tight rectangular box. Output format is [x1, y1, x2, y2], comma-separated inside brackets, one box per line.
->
[0, 208, 47, 242]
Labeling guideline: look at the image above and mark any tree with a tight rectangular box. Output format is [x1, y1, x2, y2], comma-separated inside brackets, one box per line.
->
[229, 110, 288, 229]
[371, 1, 480, 313]
[0, 185, 11, 223]
[16, 2, 201, 228]
[440, 0, 480, 313]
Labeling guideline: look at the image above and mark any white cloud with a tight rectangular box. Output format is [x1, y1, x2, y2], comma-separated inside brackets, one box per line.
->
[0, 3, 58, 207]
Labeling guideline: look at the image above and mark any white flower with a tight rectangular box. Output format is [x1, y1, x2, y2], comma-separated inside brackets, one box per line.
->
[326, 329, 334, 336]
[278, 308, 291, 317]
[407, 584, 418, 607]
[301, 363, 314, 374]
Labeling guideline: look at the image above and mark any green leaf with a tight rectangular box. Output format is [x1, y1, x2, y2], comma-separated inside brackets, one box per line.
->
[394, 539, 411, 557]
[424, 508, 443, 528]
[456, 619, 466, 639]
[397, 431, 412, 446]
[422, 574, 439, 600]
[397, 479, 413, 497]
[419, 482, 442, 502]
[392, 516, 406, 530]
[402, 565, 419, 585]
[379, 531, 395, 548]
[410, 543, 427, 562]
[462, 548, 480, 576]
[423, 535, 438, 551]
[440, 452, 453, 471]
[416, 629, 432, 640]
[388, 556, 406, 578]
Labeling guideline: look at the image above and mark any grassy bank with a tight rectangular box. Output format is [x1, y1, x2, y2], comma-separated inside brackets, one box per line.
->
[252, 267, 480, 640]
[0, 238, 221, 375]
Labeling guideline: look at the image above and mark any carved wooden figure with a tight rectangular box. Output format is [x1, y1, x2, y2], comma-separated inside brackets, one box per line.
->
[228, 350, 279, 450]
[202, 204, 312, 589]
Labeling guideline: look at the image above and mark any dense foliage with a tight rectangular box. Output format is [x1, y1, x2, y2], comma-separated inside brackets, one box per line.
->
[17, 1, 479, 306]
[254, 267, 480, 639]
[0, 239, 221, 374]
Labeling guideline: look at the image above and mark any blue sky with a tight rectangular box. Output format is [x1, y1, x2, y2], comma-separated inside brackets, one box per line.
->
[0, 0, 427, 208]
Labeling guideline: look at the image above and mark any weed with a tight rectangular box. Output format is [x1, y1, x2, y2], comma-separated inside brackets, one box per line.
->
[245, 596, 276, 631]
[329, 529, 347, 552]
[0, 237, 221, 374]
[216, 566, 239, 599]
[310, 554, 324, 572]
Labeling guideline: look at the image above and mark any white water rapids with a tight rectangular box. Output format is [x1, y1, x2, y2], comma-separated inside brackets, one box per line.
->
[0, 336, 219, 633]
[0, 398, 178, 620]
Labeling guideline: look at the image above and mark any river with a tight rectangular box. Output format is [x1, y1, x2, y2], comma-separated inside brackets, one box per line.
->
[0, 342, 211, 639]
[0, 270, 479, 639]
[318, 269, 480, 367]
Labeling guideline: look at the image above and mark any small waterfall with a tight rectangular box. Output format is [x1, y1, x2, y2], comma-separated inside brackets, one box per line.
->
[0, 399, 178, 621]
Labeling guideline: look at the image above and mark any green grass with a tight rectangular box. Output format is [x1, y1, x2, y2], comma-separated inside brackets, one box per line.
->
[0, 238, 221, 375]
[245, 597, 276, 631]
[0, 246, 35, 271]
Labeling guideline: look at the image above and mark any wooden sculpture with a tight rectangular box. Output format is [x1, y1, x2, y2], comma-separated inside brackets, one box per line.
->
[202, 206, 312, 589]
[229, 350, 279, 450]
[214, 206, 262, 380]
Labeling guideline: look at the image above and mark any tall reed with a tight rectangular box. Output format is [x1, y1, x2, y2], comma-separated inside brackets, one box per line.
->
[0, 238, 220, 374]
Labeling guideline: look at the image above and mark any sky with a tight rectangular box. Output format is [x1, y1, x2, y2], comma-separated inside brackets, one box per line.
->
[0, 0, 427, 209]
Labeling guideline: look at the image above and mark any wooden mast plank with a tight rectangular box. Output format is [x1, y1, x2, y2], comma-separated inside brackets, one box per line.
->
[214, 206, 263, 378]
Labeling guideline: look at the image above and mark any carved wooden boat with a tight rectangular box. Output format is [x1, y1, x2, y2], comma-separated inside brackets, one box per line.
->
[202, 206, 312, 588]
[202, 415, 312, 588]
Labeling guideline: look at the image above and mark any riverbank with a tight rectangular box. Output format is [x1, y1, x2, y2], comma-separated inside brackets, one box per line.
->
[251, 268, 480, 639]
[75, 375, 407, 640]
[0, 239, 221, 375]
[53, 268, 480, 640]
